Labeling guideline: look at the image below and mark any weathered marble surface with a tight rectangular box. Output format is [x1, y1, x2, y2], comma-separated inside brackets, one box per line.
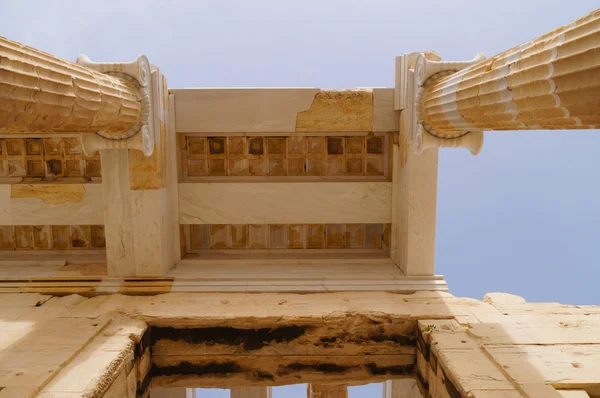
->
[1, 292, 598, 397]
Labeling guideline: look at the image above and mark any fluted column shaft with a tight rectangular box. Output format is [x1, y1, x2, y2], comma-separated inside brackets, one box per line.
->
[422, 9, 600, 137]
[0, 36, 142, 137]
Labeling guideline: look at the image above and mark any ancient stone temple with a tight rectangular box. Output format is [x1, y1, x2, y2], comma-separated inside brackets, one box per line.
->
[0, 8, 599, 398]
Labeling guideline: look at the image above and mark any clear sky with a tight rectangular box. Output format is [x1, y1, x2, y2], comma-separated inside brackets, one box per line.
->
[3, 0, 598, 396]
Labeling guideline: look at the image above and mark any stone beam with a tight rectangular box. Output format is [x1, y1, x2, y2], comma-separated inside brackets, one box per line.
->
[152, 355, 414, 388]
[37, 317, 149, 398]
[171, 88, 398, 134]
[179, 182, 392, 225]
[0, 36, 143, 137]
[0, 294, 149, 398]
[148, 297, 416, 388]
[420, 9, 600, 138]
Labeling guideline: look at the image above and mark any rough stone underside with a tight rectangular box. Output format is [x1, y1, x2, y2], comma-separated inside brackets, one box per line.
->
[1, 292, 599, 398]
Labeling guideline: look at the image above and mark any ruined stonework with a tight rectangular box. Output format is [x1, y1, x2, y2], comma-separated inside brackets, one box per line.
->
[0, 7, 599, 398]
[1, 292, 599, 397]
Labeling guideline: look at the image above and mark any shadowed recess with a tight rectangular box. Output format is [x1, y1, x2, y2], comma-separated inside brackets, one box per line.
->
[151, 325, 309, 350]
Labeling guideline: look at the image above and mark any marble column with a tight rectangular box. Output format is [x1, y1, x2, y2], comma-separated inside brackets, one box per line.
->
[0, 36, 142, 137]
[421, 9, 600, 137]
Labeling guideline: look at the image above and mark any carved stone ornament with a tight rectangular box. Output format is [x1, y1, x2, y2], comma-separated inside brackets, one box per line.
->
[414, 125, 483, 155]
[410, 52, 485, 155]
[76, 54, 156, 156]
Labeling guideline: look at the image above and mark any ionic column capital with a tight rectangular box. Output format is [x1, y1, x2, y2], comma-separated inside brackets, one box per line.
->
[0, 37, 158, 156]
[395, 51, 486, 157]
[76, 54, 151, 88]
[76, 54, 156, 156]
[414, 125, 483, 155]
[414, 52, 485, 87]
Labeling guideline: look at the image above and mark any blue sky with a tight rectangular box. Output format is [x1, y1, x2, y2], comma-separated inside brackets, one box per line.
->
[3, 0, 598, 396]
